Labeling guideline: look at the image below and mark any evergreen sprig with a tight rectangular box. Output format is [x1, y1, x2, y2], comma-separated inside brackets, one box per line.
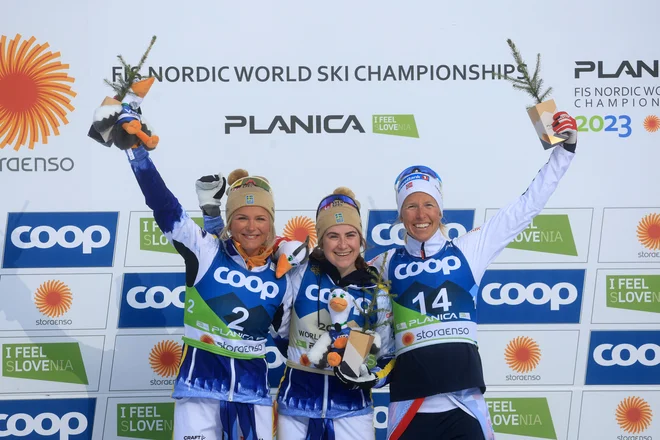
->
[104, 35, 157, 101]
[355, 251, 396, 332]
[502, 39, 552, 107]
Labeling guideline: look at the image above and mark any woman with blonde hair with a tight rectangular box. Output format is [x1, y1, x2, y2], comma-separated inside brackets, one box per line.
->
[122, 143, 294, 440]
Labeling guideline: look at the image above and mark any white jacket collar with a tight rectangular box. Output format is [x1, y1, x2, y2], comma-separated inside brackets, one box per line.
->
[404, 228, 447, 258]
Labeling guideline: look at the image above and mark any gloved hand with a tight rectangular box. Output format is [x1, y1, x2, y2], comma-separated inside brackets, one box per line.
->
[334, 363, 378, 391]
[195, 173, 226, 217]
[552, 112, 577, 152]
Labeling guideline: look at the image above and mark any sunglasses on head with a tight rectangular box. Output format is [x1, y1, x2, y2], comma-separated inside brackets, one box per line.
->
[394, 165, 442, 190]
[229, 176, 272, 194]
[316, 194, 360, 216]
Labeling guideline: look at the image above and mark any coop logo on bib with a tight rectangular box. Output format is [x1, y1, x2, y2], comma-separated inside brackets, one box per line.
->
[3, 212, 118, 268]
[486, 398, 557, 439]
[393, 256, 461, 280]
[365, 209, 474, 260]
[214, 267, 279, 300]
[0, 398, 95, 440]
[2, 342, 88, 384]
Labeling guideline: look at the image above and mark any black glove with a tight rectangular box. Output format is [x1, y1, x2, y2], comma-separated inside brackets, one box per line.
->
[333, 364, 378, 391]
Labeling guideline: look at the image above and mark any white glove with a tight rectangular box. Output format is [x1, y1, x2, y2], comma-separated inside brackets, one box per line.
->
[195, 173, 226, 217]
[552, 112, 577, 152]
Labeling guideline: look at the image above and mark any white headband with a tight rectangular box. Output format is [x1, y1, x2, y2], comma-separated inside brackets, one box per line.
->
[396, 173, 444, 213]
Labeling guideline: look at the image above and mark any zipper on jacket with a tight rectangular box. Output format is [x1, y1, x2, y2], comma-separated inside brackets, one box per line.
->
[229, 357, 236, 401]
[321, 374, 329, 418]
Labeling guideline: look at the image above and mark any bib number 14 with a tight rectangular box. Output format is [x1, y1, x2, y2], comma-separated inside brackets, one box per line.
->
[412, 288, 452, 315]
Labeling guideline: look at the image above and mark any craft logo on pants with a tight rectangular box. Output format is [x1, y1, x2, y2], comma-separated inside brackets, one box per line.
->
[372, 114, 419, 138]
[118, 273, 186, 328]
[507, 215, 577, 256]
[0, 398, 95, 439]
[140, 217, 204, 254]
[0, 34, 76, 151]
[3, 212, 118, 268]
[586, 331, 660, 385]
[2, 342, 88, 384]
[365, 209, 474, 260]
[616, 396, 653, 435]
[606, 274, 660, 314]
[486, 398, 557, 439]
[117, 403, 174, 440]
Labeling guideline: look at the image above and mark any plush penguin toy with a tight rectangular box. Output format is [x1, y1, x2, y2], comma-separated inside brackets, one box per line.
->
[274, 236, 311, 278]
[88, 77, 159, 150]
[307, 289, 355, 369]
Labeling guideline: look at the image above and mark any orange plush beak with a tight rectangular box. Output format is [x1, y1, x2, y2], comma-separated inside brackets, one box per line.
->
[131, 77, 155, 98]
[276, 254, 292, 278]
[329, 297, 347, 313]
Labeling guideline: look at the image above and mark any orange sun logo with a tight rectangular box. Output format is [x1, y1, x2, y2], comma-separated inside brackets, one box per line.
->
[200, 334, 214, 345]
[643, 115, 660, 133]
[0, 34, 76, 151]
[505, 336, 541, 373]
[637, 213, 660, 250]
[149, 340, 182, 378]
[616, 396, 653, 434]
[34, 280, 72, 318]
[283, 216, 317, 248]
[402, 332, 415, 346]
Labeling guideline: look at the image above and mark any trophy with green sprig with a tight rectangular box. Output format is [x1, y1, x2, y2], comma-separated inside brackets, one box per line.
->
[503, 39, 566, 149]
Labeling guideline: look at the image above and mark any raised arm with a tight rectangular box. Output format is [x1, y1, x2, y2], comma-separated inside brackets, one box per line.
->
[127, 146, 219, 285]
[455, 113, 578, 285]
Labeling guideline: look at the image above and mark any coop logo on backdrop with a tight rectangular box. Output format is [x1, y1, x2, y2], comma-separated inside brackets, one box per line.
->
[606, 274, 660, 314]
[586, 331, 660, 385]
[365, 209, 474, 260]
[505, 336, 542, 382]
[139, 217, 204, 254]
[0, 398, 95, 440]
[117, 402, 175, 440]
[148, 340, 182, 387]
[486, 398, 557, 439]
[118, 273, 186, 328]
[478, 269, 585, 324]
[2, 342, 89, 384]
[3, 212, 118, 268]
[223, 114, 419, 137]
[506, 214, 577, 256]
[0, 34, 77, 172]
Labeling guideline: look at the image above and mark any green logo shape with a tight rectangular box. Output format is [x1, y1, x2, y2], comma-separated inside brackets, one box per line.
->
[117, 403, 174, 440]
[3, 342, 88, 384]
[486, 398, 557, 439]
[507, 215, 577, 256]
[606, 275, 660, 313]
[140, 217, 205, 254]
[372, 114, 419, 138]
